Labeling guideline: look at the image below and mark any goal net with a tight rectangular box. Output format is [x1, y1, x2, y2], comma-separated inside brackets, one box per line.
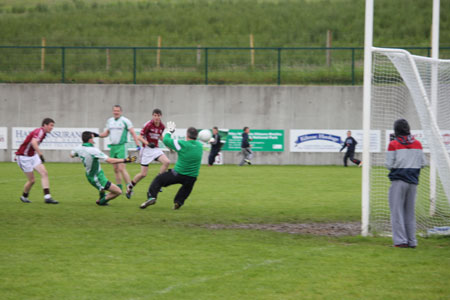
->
[369, 47, 450, 236]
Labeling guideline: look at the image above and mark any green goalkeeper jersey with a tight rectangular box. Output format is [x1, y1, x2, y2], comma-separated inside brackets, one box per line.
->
[163, 133, 203, 177]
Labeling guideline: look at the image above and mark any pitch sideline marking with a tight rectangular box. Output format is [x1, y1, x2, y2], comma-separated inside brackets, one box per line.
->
[156, 258, 283, 294]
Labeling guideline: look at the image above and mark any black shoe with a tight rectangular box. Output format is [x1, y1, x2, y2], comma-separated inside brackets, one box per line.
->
[393, 244, 409, 248]
[408, 245, 417, 249]
[96, 199, 109, 206]
[20, 196, 31, 203]
[125, 184, 133, 199]
[173, 202, 182, 210]
[45, 198, 59, 204]
[140, 198, 156, 209]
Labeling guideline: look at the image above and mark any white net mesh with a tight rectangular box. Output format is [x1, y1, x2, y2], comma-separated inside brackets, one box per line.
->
[370, 48, 450, 236]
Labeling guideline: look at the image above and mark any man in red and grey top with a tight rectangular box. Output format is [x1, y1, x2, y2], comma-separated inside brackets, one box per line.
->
[126, 108, 170, 199]
[15, 118, 58, 204]
[386, 119, 426, 248]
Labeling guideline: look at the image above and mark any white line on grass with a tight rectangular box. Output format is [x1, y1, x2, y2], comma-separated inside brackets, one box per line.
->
[156, 259, 283, 295]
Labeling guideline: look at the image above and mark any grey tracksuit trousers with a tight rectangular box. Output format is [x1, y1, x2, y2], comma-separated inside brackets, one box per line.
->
[389, 180, 418, 247]
[239, 147, 253, 166]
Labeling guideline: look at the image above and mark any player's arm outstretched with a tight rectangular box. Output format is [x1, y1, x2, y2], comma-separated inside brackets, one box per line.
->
[339, 140, 347, 152]
[162, 121, 179, 152]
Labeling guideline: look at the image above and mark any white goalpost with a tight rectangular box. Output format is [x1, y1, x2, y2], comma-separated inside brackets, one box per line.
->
[362, 0, 450, 236]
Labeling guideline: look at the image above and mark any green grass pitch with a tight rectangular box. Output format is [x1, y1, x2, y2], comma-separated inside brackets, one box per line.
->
[0, 162, 449, 299]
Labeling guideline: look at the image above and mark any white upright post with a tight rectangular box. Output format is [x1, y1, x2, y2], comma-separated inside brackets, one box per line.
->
[430, 0, 440, 215]
[362, 0, 374, 237]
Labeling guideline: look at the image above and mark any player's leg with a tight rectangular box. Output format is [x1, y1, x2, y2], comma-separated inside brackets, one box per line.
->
[388, 180, 408, 247]
[343, 152, 349, 167]
[94, 171, 122, 206]
[105, 183, 122, 200]
[126, 146, 154, 198]
[245, 148, 253, 164]
[239, 148, 246, 166]
[173, 176, 197, 210]
[140, 170, 178, 209]
[404, 183, 418, 248]
[114, 145, 131, 189]
[17, 156, 35, 202]
[118, 162, 131, 188]
[208, 150, 215, 166]
[21, 171, 35, 203]
[349, 152, 361, 166]
[126, 165, 148, 199]
[157, 154, 170, 174]
[34, 163, 58, 204]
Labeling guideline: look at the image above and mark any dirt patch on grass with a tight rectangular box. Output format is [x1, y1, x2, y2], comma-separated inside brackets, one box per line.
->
[203, 222, 361, 236]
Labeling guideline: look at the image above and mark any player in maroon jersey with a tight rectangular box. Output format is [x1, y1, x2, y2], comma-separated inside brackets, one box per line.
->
[15, 118, 58, 204]
[126, 109, 170, 199]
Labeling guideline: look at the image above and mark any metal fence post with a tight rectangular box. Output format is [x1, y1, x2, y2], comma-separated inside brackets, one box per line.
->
[205, 48, 208, 85]
[277, 48, 281, 85]
[133, 48, 137, 84]
[351, 48, 355, 85]
[61, 47, 65, 83]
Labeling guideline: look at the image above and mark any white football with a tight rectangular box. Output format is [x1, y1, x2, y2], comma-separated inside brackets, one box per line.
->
[198, 129, 212, 142]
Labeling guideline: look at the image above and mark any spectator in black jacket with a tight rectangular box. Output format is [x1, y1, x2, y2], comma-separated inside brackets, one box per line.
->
[208, 127, 221, 166]
[340, 131, 362, 167]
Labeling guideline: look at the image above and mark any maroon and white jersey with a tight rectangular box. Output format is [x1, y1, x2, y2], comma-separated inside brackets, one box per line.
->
[140, 120, 165, 147]
[15, 128, 47, 157]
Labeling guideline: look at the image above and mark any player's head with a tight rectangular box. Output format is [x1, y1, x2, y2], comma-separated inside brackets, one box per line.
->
[152, 109, 162, 123]
[243, 126, 249, 133]
[394, 119, 410, 136]
[212, 126, 218, 134]
[41, 118, 55, 133]
[186, 127, 198, 140]
[347, 130, 352, 137]
[82, 131, 95, 143]
[112, 105, 122, 119]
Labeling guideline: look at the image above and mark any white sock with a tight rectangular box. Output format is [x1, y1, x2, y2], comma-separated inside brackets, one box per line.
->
[44, 194, 52, 200]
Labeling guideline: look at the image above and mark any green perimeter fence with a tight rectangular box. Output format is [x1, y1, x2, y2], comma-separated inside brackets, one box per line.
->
[1, 46, 449, 85]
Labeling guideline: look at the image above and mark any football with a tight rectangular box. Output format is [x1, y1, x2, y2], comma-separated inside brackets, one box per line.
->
[198, 129, 212, 142]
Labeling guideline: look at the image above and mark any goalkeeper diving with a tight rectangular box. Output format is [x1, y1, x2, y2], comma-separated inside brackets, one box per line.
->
[140, 121, 203, 210]
[71, 131, 137, 206]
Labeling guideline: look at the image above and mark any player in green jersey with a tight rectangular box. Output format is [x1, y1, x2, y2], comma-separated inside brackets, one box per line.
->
[71, 131, 136, 206]
[99, 105, 140, 192]
[140, 123, 203, 210]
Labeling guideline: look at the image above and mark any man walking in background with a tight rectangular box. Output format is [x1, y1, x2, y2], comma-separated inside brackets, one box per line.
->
[15, 118, 58, 204]
[208, 126, 221, 166]
[140, 123, 203, 210]
[99, 105, 140, 192]
[386, 119, 425, 248]
[239, 126, 253, 166]
[340, 130, 362, 167]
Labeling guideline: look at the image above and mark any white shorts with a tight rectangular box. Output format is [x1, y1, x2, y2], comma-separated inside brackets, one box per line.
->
[140, 147, 164, 166]
[16, 154, 42, 173]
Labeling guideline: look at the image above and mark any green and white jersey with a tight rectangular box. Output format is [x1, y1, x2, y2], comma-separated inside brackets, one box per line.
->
[71, 143, 109, 177]
[106, 116, 133, 145]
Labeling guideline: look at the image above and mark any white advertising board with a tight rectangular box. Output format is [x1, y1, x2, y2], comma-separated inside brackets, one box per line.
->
[0, 127, 7, 149]
[12, 127, 100, 150]
[290, 130, 381, 153]
[385, 130, 450, 153]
